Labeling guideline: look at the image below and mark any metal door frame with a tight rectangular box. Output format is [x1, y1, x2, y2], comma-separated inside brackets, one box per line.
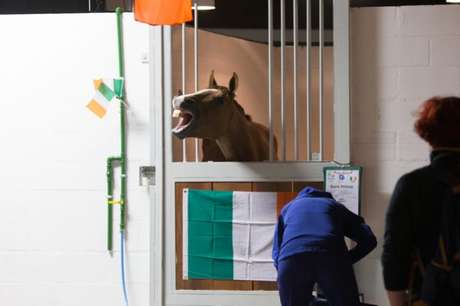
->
[149, 1, 349, 305]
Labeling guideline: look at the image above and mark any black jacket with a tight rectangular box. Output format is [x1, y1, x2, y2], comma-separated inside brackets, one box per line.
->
[382, 150, 460, 291]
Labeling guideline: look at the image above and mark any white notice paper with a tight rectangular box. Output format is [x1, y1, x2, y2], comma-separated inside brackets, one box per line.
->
[324, 167, 362, 215]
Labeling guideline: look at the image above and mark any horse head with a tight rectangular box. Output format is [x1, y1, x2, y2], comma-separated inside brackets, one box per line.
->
[172, 71, 244, 140]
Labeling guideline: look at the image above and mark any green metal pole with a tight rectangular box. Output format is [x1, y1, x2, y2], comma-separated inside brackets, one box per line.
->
[106, 157, 121, 252]
[105, 8, 127, 252]
[116, 7, 127, 233]
[106, 158, 114, 252]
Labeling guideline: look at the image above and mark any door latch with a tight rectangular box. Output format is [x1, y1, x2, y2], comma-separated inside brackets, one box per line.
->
[139, 166, 156, 186]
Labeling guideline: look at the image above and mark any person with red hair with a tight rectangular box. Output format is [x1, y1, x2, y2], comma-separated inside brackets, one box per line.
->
[382, 96, 460, 306]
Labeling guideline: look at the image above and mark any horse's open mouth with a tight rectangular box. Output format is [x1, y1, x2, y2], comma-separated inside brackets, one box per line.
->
[172, 109, 195, 137]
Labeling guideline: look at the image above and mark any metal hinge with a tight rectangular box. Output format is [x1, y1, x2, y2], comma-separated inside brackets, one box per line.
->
[139, 166, 156, 186]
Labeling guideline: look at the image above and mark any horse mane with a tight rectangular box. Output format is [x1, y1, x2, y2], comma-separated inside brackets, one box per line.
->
[233, 99, 252, 121]
[214, 84, 252, 121]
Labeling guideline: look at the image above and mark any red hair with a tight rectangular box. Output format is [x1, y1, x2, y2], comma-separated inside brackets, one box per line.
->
[414, 96, 460, 148]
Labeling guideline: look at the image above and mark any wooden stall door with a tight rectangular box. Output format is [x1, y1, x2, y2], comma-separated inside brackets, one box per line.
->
[176, 181, 323, 291]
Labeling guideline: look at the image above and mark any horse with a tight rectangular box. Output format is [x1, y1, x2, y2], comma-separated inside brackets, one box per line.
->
[172, 71, 278, 161]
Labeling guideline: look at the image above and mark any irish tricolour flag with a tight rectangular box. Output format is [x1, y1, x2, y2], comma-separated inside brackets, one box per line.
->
[86, 78, 124, 118]
[183, 189, 296, 281]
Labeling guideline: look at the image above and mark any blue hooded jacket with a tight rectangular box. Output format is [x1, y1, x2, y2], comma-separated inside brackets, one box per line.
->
[272, 187, 377, 268]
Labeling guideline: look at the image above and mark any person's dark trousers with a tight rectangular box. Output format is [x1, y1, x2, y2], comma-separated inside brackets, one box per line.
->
[277, 252, 361, 306]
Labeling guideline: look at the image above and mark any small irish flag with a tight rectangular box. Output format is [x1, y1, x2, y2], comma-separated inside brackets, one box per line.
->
[86, 78, 124, 118]
[183, 189, 296, 281]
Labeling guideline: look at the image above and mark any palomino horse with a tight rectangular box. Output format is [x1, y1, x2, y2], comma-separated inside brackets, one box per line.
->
[172, 71, 278, 161]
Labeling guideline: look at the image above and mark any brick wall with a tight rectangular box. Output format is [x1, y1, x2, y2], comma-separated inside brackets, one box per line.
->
[351, 5, 460, 305]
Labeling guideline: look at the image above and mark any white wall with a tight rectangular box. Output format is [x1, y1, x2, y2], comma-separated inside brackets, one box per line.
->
[3, 4, 460, 306]
[351, 5, 460, 306]
[0, 13, 151, 306]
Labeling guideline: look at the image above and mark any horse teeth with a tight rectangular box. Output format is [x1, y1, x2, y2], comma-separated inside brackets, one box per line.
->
[172, 109, 181, 118]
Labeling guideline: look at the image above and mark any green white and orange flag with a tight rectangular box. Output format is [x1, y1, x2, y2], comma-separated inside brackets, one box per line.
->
[183, 189, 297, 281]
[86, 78, 124, 118]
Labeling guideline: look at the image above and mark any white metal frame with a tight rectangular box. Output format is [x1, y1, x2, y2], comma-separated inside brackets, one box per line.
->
[306, 0, 312, 160]
[332, 0, 350, 164]
[149, 25, 165, 306]
[150, 1, 350, 305]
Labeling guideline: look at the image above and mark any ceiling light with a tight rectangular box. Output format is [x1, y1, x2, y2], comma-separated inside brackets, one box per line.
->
[192, 0, 216, 11]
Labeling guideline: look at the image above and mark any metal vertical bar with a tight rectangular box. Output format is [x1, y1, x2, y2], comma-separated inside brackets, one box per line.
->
[293, 0, 298, 160]
[181, 23, 187, 162]
[306, 0, 311, 161]
[319, 0, 324, 161]
[88, 0, 91, 12]
[333, 0, 351, 163]
[268, 0, 274, 161]
[193, 3, 199, 162]
[280, 0, 286, 161]
[149, 24, 166, 306]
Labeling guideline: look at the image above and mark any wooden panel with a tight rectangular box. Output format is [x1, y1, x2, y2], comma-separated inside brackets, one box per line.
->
[293, 181, 323, 192]
[252, 182, 293, 193]
[212, 182, 253, 290]
[175, 182, 213, 290]
[251, 182, 292, 291]
[276, 192, 297, 215]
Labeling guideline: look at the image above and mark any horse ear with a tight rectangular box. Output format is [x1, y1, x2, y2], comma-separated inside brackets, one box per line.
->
[229, 72, 239, 94]
[208, 70, 218, 88]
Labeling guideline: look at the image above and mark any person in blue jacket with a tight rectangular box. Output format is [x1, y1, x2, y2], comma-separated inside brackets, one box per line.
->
[273, 187, 377, 306]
